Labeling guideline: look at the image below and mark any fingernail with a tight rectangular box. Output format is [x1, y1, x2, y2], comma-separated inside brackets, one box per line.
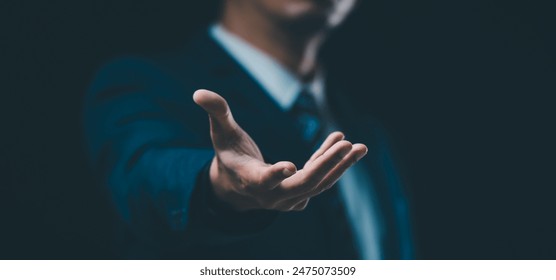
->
[283, 168, 296, 177]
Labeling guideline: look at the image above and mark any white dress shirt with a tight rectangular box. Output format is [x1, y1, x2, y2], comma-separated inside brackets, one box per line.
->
[210, 24, 384, 259]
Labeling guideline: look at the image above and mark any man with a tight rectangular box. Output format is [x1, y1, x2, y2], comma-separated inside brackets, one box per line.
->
[84, 0, 412, 259]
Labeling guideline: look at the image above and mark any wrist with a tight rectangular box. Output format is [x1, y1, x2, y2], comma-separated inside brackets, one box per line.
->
[195, 157, 279, 234]
[208, 156, 253, 211]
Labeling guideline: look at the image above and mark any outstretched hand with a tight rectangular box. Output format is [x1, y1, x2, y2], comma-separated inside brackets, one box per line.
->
[193, 89, 368, 212]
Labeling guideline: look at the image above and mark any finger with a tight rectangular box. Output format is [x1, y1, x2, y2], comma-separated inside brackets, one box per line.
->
[278, 140, 353, 197]
[304, 131, 345, 168]
[254, 161, 297, 190]
[193, 89, 238, 135]
[278, 144, 368, 204]
[311, 143, 368, 195]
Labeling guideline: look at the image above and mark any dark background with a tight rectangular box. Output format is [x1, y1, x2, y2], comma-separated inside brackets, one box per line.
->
[1, 0, 555, 259]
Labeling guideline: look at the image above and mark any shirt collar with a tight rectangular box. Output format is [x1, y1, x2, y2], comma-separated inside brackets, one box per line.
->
[210, 24, 324, 111]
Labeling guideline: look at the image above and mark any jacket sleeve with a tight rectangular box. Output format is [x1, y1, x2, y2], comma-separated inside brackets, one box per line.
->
[83, 57, 275, 252]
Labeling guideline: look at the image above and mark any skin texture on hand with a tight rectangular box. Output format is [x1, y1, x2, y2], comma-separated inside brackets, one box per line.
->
[193, 89, 367, 212]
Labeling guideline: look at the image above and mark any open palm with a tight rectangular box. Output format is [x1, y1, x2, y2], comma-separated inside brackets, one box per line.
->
[193, 89, 367, 212]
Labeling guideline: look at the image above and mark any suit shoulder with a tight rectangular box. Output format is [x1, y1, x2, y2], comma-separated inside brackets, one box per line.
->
[89, 56, 160, 92]
[87, 51, 200, 100]
[89, 31, 227, 96]
[91, 55, 181, 86]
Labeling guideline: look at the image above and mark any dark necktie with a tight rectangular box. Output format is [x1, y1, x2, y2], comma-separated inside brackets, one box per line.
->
[289, 89, 325, 149]
[289, 88, 359, 259]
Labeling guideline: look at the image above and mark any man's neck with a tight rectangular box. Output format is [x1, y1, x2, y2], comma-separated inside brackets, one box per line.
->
[220, 9, 326, 80]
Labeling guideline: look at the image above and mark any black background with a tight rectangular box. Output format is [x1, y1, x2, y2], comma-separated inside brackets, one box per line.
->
[2, 0, 555, 259]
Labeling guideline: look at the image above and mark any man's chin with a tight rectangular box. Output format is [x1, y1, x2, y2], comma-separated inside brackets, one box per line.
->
[283, 0, 332, 19]
[280, 0, 352, 30]
[280, 13, 329, 35]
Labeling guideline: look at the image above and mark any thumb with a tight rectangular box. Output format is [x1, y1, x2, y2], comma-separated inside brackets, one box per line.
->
[193, 89, 239, 138]
[257, 161, 298, 189]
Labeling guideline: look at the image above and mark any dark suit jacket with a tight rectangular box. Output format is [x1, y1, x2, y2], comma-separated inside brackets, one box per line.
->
[84, 30, 413, 259]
